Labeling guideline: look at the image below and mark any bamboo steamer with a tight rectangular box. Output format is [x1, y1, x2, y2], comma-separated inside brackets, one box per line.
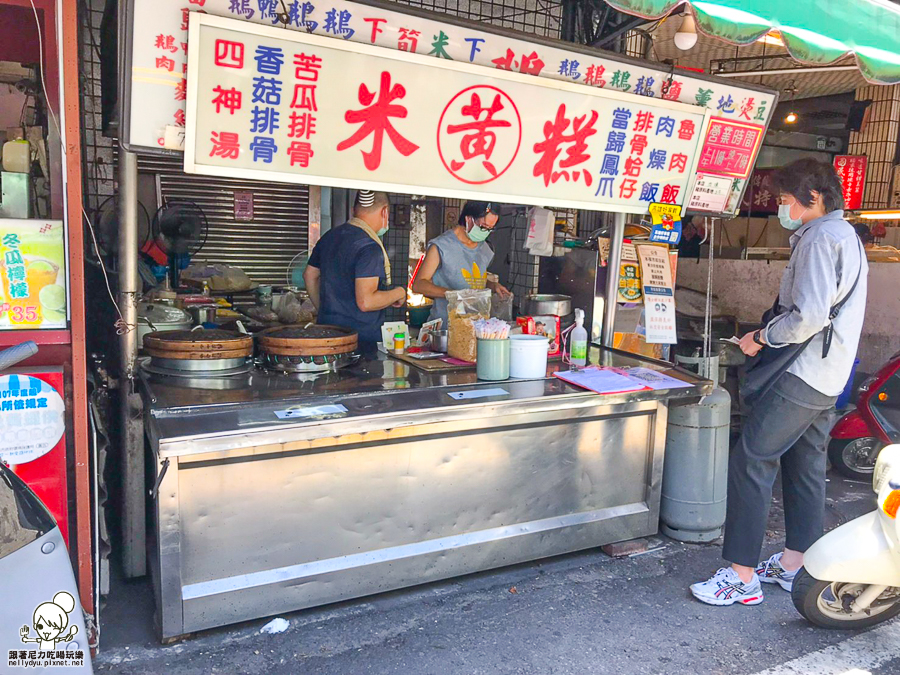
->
[257, 325, 358, 357]
[143, 329, 253, 360]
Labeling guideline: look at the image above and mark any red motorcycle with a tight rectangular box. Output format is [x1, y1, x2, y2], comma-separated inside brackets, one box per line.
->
[830, 353, 900, 480]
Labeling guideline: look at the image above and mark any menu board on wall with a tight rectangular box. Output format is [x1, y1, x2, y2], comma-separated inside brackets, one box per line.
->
[0, 219, 67, 330]
[184, 14, 711, 214]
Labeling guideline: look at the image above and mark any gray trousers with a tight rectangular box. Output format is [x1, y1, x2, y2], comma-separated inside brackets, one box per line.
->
[723, 373, 837, 568]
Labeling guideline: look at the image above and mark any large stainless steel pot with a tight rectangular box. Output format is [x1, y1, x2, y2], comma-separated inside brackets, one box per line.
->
[137, 302, 192, 348]
[524, 294, 572, 317]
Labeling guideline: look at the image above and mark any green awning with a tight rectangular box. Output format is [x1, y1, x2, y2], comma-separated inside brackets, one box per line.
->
[605, 0, 900, 84]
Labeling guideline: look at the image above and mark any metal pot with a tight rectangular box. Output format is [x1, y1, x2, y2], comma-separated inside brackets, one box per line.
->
[137, 302, 192, 349]
[188, 305, 218, 326]
[524, 294, 572, 317]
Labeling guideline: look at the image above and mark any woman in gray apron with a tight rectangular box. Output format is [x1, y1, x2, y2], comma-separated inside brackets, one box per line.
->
[412, 201, 511, 326]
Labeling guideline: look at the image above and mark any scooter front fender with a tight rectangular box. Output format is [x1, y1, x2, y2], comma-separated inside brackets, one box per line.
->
[804, 511, 900, 586]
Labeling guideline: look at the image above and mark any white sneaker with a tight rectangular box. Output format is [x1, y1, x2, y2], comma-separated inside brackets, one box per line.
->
[755, 552, 798, 592]
[690, 567, 764, 606]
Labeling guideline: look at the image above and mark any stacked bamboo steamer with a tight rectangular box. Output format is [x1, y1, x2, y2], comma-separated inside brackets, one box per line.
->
[143, 329, 254, 362]
[257, 325, 358, 358]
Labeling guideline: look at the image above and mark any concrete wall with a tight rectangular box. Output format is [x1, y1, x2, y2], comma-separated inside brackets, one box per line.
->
[677, 258, 900, 374]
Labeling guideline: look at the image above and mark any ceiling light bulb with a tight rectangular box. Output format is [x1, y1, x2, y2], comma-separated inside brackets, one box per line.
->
[673, 14, 698, 51]
[785, 111, 798, 123]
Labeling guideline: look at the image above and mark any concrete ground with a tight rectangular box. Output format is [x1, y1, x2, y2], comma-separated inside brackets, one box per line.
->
[94, 472, 900, 675]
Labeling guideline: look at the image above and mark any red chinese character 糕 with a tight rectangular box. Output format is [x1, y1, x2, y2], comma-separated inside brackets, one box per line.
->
[337, 71, 420, 171]
[532, 104, 598, 187]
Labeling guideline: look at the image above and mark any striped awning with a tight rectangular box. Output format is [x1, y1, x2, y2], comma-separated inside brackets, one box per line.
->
[605, 0, 900, 84]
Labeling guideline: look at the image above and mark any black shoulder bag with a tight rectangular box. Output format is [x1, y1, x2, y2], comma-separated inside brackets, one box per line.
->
[740, 239, 864, 409]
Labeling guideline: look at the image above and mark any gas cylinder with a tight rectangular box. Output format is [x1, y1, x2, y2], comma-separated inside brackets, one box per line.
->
[660, 385, 731, 542]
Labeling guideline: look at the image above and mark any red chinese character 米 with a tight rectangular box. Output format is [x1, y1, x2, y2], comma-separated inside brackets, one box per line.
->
[446, 92, 512, 177]
[337, 71, 420, 171]
[155, 34, 178, 53]
[288, 141, 314, 167]
[215, 39, 244, 69]
[212, 86, 242, 114]
[210, 131, 240, 159]
[532, 104, 599, 187]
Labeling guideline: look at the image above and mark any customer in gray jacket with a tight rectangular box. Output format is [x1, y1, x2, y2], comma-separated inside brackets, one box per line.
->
[691, 158, 868, 607]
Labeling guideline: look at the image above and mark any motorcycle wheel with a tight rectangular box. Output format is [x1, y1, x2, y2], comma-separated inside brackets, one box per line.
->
[827, 437, 883, 481]
[792, 568, 900, 629]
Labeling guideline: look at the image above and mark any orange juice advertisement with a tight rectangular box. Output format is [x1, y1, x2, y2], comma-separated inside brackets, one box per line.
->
[0, 219, 67, 329]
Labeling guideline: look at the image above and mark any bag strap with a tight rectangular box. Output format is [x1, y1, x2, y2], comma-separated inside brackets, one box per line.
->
[822, 237, 864, 358]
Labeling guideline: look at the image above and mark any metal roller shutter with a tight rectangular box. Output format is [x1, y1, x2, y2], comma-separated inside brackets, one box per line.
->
[136, 154, 309, 286]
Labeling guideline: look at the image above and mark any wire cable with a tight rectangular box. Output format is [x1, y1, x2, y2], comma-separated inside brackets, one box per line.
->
[28, 0, 132, 335]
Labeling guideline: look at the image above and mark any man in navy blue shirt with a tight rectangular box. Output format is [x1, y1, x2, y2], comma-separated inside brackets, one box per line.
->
[304, 190, 406, 346]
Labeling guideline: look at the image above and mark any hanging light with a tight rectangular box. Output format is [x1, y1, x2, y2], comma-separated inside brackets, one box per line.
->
[785, 111, 798, 123]
[673, 14, 698, 51]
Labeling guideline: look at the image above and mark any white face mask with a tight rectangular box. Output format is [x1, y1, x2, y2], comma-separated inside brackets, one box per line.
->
[778, 200, 807, 231]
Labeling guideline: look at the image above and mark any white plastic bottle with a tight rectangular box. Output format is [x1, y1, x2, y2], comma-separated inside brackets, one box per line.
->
[570, 308, 588, 368]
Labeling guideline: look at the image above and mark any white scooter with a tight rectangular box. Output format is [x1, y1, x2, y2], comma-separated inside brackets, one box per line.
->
[793, 444, 900, 628]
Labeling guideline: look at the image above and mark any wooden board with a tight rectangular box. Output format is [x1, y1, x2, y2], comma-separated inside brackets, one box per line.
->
[388, 351, 475, 373]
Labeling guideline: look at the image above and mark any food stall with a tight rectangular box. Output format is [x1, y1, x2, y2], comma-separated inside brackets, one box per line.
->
[126, 6, 775, 639]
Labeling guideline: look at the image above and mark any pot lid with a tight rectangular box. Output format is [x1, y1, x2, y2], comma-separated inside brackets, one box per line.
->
[138, 302, 191, 325]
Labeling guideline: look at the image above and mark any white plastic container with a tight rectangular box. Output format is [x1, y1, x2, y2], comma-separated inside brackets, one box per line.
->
[2, 140, 30, 173]
[509, 334, 549, 379]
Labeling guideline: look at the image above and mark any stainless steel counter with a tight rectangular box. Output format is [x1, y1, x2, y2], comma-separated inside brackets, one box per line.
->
[141, 347, 709, 639]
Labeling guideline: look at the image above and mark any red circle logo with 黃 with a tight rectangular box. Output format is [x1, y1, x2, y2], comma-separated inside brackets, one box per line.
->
[437, 85, 522, 185]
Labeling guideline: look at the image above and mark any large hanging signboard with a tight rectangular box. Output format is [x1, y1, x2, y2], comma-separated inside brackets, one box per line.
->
[128, 0, 777, 152]
[185, 14, 711, 214]
[0, 219, 67, 330]
[833, 155, 867, 211]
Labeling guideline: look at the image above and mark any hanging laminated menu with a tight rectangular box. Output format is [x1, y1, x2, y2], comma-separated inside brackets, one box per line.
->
[636, 244, 677, 345]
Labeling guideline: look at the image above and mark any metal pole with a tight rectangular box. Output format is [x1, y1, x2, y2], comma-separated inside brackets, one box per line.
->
[601, 212, 627, 347]
[117, 149, 145, 578]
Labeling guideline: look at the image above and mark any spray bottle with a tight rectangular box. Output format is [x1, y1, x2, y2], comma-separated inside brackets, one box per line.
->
[570, 308, 588, 368]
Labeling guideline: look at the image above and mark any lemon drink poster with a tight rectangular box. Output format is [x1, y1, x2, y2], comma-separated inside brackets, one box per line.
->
[0, 220, 67, 329]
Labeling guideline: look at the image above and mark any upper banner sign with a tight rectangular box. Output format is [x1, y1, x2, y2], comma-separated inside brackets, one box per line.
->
[129, 0, 776, 151]
[185, 14, 711, 213]
[833, 155, 867, 211]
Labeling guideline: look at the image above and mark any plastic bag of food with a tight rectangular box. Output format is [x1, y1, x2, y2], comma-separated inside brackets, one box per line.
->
[490, 291, 514, 322]
[276, 293, 317, 325]
[180, 263, 254, 292]
[446, 289, 491, 362]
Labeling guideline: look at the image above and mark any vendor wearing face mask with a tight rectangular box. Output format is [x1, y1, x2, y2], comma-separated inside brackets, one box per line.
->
[304, 190, 406, 347]
[412, 201, 511, 327]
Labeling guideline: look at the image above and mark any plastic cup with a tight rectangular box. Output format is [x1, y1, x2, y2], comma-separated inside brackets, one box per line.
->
[476, 338, 510, 381]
